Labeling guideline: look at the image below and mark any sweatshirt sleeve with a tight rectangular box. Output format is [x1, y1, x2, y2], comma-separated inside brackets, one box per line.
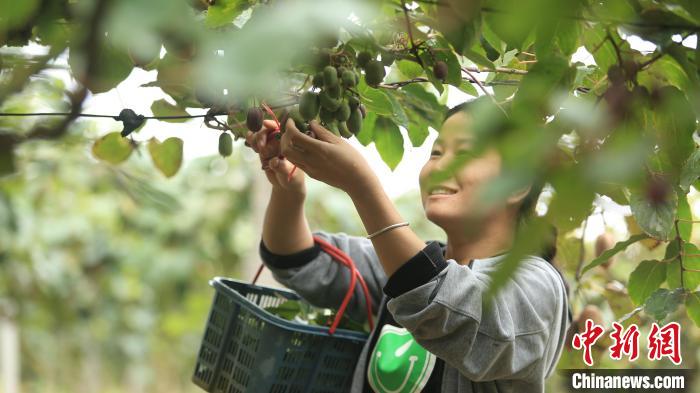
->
[259, 230, 388, 324]
[383, 248, 568, 382]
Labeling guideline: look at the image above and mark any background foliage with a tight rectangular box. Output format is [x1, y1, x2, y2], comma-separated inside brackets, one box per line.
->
[1, 0, 700, 391]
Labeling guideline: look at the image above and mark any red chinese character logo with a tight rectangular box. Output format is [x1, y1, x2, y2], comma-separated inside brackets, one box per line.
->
[608, 322, 640, 361]
[572, 319, 605, 366]
[647, 322, 682, 365]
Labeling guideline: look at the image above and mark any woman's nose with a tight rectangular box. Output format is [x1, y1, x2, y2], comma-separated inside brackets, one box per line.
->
[434, 152, 450, 170]
[429, 152, 456, 183]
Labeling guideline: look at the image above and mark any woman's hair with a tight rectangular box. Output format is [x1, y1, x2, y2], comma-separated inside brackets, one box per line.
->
[443, 100, 568, 293]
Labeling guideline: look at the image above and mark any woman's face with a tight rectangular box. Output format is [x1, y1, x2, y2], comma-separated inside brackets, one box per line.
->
[419, 111, 503, 229]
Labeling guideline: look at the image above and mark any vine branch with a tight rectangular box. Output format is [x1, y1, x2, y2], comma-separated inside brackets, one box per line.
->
[401, 1, 424, 67]
[674, 219, 685, 289]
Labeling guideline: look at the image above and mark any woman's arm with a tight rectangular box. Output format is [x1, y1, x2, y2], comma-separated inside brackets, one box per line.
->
[278, 120, 427, 278]
[245, 119, 315, 254]
[246, 120, 389, 320]
[262, 186, 315, 255]
[347, 174, 427, 277]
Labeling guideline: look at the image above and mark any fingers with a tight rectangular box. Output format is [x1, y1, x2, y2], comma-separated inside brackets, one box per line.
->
[284, 119, 327, 151]
[262, 119, 278, 130]
[308, 120, 339, 143]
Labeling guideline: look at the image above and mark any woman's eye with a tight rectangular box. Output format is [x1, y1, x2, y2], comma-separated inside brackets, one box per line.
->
[430, 150, 442, 156]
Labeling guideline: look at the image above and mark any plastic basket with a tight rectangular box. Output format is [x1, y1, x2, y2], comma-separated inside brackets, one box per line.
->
[192, 277, 369, 393]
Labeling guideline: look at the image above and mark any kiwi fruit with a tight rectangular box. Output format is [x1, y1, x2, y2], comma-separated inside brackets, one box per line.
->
[335, 101, 351, 122]
[341, 70, 357, 88]
[323, 65, 338, 87]
[319, 107, 336, 125]
[320, 91, 341, 111]
[338, 121, 353, 138]
[246, 107, 264, 132]
[595, 232, 616, 269]
[347, 108, 362, 135]
[299, 91, 320, 121]
[312, 72, 324, 88]
[357, 51, 372, 68]
[218, 132, 233, 157]
[433, 61, 448, 82]
[347, 95, 360, 110]
[364, 60, 385, 87]
[289, 106, 308, 132]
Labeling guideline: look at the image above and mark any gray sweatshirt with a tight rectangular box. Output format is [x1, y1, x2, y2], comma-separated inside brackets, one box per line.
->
[259, 230, 571, 393]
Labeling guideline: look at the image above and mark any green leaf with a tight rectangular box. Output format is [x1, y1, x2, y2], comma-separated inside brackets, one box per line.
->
[396, 84, 442, 147]
[358, 80, 394, 117]
[686, 291, 700, 327]
[148, 137, 183, 178]
[666, 43, 700, 86]
[395, 84, 444, 130]
[407, 121, 429, 148]
[623, 9, 695, 44]
[652, 86, 697, 180]
[373, 116, 404, 170]
[484, 0, 534, 50]
[264, 300, 302, 321]
[582, 26, 617, 70]
[680, 149, 700, 192]
[0, 0, 40, 30]
[546, 170, 595, 232]
[69, 39, 134, 94]
[457, 80, 478, 97]
[153, 54, 198, 108]
[556, 20, 580, 56]
[629, 187, 678, 240]
[206, 0, 248, 28]
[92, 132, 134, 164]
[150, 99, 189, 123]
[511, 53, 572, 121]
[382, 90, 409, 127]
[462, 48, 495, 69]
[397, 60, 423, 79]
[355, 111, 376, 146]
[628, 260, 668, 306]
[581, 234, 649, 275]
[644, 288, 684, 321]
[678, 192, 693, 243]
[491, 73, 517, 101]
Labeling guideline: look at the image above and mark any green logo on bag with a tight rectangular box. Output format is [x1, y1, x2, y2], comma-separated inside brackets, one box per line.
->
[367, 325, 436, 393]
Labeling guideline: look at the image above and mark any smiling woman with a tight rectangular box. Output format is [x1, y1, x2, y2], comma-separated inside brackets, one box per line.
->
[249, 97, 572, 393]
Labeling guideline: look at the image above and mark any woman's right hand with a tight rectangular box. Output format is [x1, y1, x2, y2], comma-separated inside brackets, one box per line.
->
[245, 119, 306, 194]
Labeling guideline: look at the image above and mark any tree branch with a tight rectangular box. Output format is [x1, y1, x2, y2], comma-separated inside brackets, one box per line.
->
[675, 219, 685, 289]
[401, 1, 423, 67]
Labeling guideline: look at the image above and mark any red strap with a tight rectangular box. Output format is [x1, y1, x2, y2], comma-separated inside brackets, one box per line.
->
[252, 235, 375, 334]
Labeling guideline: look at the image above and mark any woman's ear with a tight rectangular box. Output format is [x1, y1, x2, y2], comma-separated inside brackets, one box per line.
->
[507, 184, 532, 205]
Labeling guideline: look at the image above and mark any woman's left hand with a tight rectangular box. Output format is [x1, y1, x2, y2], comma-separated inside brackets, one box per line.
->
[280, 119, 375, 195]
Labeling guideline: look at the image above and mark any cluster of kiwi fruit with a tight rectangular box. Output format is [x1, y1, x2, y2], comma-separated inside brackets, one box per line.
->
[287, 48, 397, 139]
[216, 46, 410, 156]
[294, 65, 365, 138]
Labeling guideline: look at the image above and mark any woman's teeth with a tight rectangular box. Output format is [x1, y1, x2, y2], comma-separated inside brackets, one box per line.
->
[429, 187, 457, 195]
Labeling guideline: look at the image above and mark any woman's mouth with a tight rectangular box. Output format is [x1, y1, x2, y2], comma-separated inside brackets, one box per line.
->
[427, 186, 458, 198]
